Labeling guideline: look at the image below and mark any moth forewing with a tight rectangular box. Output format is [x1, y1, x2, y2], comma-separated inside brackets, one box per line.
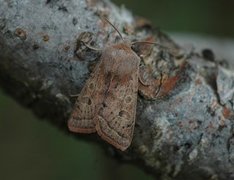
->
[68, 42, 141, 150]
[95, 43, 140, 151]
[67, 59, 106, 134]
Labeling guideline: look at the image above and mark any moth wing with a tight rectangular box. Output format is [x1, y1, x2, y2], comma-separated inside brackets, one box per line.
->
[68, 61, 105, 133]
[96, 54, 140, 151]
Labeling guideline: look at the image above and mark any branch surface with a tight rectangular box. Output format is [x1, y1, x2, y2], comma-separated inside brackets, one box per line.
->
[0, 1, 234, 179]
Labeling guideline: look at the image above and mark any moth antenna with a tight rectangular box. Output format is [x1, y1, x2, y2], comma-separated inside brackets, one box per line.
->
[100, 16, 124, 41]
[131, 41, 170, 50]
[132, 41, 161, 46]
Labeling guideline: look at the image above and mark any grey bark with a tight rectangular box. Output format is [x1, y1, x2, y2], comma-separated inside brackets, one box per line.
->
[0, 0, 234, 179]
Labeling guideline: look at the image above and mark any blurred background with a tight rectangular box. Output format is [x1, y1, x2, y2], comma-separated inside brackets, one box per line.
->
[1, 0, 234, 180]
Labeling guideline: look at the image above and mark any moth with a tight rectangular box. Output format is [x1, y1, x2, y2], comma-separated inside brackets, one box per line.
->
[68, 18, 155, 151]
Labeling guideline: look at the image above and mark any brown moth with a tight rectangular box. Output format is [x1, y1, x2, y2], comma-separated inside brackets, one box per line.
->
[68, 19, 145, 151]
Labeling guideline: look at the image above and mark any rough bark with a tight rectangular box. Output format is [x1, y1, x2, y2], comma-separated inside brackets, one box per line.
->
[0, 0, 234, 179]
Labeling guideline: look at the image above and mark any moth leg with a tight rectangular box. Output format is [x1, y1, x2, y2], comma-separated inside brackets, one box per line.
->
[139, 67, 151, 86]
[139, 76, 150, 86]
[82, 42, 102, 52]
[138, 65, 162, 99]
[70, 94, 79, 98]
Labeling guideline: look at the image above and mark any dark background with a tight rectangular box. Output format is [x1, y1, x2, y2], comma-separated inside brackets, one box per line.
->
[1, 1, 234, 179]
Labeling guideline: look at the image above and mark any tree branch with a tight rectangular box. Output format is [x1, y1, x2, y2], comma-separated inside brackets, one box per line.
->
[0, 0, 234, 179]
